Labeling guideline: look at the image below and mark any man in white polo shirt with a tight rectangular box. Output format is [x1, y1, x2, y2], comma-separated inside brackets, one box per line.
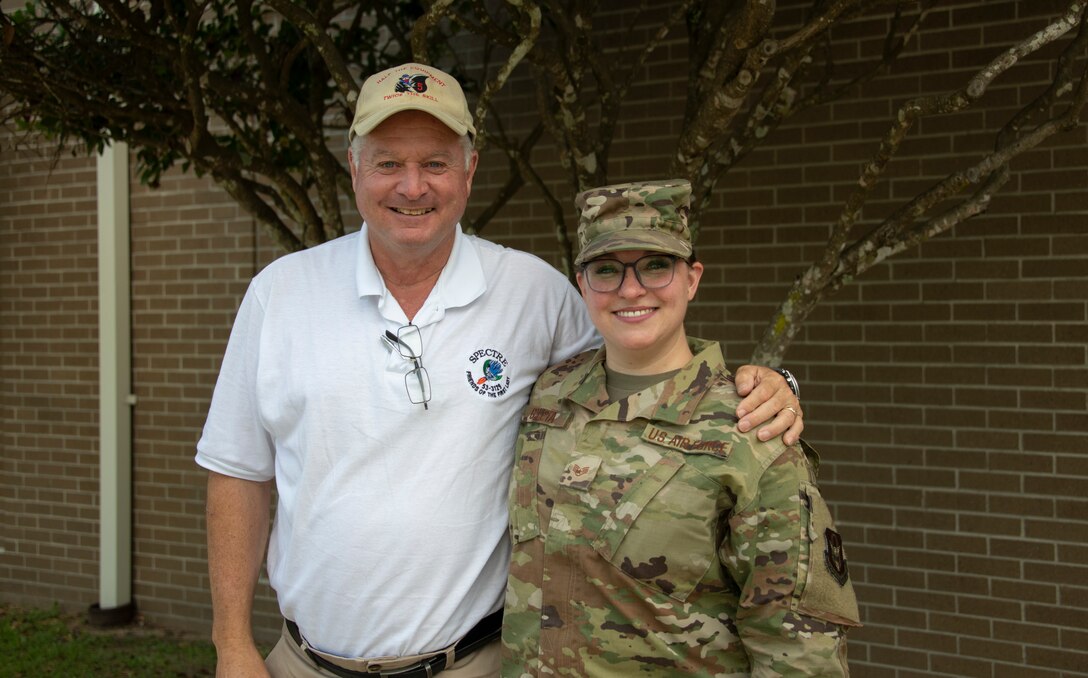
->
[196, 62, 805, 678]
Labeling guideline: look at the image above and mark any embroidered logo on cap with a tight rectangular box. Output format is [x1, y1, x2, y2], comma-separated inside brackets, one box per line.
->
[395, 74, 428, 94]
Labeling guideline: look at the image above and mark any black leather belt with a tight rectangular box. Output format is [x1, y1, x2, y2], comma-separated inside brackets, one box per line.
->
[285, 609, 502, 678]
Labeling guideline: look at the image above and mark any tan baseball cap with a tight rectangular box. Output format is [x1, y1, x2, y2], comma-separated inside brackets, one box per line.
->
[348, 63, 475, 142]
[574, 180, 693, 265]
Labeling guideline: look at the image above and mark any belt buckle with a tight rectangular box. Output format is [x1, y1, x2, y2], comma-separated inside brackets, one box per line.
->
[377, 655, 442, 678]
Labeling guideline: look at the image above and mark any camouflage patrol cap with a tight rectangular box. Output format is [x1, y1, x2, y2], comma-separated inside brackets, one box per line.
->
[574, 180, 692, 266]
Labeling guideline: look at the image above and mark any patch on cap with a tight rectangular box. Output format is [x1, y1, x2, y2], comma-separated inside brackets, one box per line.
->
[348, 63, 475, 142]
[574, 180, 693, 265]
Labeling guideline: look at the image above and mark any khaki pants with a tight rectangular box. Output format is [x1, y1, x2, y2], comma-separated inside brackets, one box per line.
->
[265, 624, 500, 678]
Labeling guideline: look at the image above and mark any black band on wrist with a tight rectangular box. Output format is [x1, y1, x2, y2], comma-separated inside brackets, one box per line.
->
[772, 367, 800, 398]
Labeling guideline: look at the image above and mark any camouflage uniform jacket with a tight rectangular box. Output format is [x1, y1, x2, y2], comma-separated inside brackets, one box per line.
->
[502, 338, 860, 677]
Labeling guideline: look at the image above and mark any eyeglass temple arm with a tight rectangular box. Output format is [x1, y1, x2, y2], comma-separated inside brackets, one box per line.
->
[385, 329, 425, 356]
[416, 369, 429, 411]
[382, 331, 429, 410]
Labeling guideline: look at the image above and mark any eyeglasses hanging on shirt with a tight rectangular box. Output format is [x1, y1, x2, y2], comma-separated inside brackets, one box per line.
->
[380, 324, 432, 410]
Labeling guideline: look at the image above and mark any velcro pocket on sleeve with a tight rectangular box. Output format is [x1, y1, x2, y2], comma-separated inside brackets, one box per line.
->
[797, 481, 862, 627]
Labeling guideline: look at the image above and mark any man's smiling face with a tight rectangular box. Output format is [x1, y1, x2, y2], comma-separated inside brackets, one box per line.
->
[350, 110, 477, 264]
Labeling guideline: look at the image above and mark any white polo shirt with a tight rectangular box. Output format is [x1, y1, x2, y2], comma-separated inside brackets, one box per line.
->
[196, 224, 598, 658]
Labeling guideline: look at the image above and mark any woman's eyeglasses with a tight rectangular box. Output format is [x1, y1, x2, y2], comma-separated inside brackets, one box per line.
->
[380, 324, 431, 409]
[581, 254, 680, 292]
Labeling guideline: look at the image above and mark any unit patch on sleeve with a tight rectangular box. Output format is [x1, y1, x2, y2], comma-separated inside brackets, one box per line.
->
[824, 528, 850, 586]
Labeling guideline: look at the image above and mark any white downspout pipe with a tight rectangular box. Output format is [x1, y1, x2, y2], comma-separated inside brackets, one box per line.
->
[90, 141, 136, 626]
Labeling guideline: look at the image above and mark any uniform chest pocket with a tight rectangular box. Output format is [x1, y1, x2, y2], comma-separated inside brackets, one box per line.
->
[509, 504, 541, 545]
[590, 455, 720, 602]
[509, 422, 550, 546]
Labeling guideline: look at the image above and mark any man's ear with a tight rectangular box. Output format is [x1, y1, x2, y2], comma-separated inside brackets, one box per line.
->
[464, 150, 479, 196]
[347, 148, 359, 189]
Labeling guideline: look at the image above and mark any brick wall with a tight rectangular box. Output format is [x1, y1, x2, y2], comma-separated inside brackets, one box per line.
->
[449, 2, 1088, 674]
[1, 145, 101, 604]
[0, 139, 283, 640]
[125, 165, 283, 637]
[2, 0, 1086, 674]
[706, 5, 1088, 674]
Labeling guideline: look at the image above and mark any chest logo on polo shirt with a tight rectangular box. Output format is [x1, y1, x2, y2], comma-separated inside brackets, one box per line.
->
[465, 347, 511, 399]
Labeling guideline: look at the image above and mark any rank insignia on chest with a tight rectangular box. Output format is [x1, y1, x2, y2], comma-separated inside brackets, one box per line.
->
[641, 424, 732, 458]
[559, 455, 602, 490]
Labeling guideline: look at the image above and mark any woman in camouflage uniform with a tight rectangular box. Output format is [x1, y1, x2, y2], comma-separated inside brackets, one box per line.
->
[501, 180, 861, 677]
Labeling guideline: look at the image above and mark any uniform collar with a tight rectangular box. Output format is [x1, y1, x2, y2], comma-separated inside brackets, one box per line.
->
[354, 223, 486, 325]
[560, 338, 726, 425]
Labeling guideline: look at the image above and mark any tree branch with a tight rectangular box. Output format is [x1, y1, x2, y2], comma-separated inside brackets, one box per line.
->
[265, 0, 359, 104]
[473, 0, 541, 144]
[750, 0, 1088, 364]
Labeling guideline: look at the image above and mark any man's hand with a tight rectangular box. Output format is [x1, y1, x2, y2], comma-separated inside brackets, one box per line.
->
[215, 642, 271, 678]
[734, 365, 803, 446]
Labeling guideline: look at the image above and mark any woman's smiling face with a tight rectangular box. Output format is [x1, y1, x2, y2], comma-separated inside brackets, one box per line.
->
[577, 249, 703, 374]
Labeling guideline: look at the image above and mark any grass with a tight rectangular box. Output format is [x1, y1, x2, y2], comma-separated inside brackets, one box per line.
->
[0, 603, 218, 677]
